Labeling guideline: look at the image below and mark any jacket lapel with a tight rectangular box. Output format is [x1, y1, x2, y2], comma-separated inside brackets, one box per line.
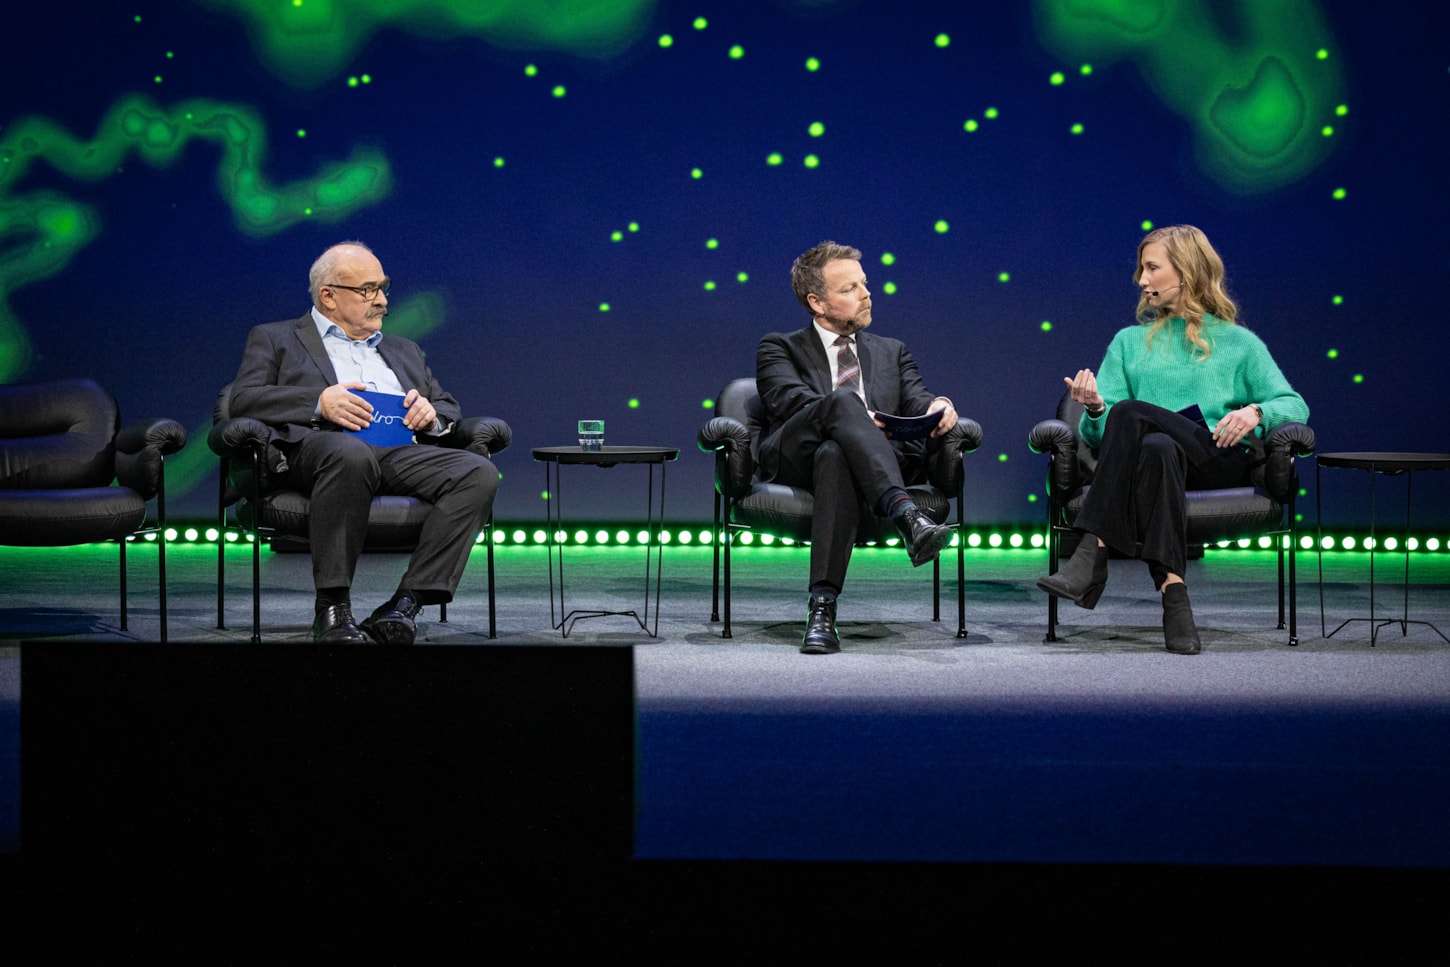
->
[293, 315, 340, 385]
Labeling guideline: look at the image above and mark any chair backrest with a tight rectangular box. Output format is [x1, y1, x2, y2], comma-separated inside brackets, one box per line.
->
[1054, 392, 1098, 483]
[0, 378, 119, 490]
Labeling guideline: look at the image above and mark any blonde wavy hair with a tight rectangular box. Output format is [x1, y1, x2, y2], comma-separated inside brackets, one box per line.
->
[1133, 225, 1239, 359]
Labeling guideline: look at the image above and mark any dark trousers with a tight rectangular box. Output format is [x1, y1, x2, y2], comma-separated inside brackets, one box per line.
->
[1073, 399, 1257, 585]
[765, 389, 910, 593]
[278, 433, 499, 602]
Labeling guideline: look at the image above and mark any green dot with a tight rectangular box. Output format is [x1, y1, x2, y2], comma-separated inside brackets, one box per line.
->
[804, 154, 819, 168]
[347, 76, 359, 87]
[1040, 321, 1053, 332]
[729, 45, 744, 59]
[166, 51, 174, 59]
[1335, 104, 1348, 116]
[998, 271, 1010, 283]
[599, 303, 610, 312]
[984, 107, 998, 119]
[1070, 123, 1084, 135]
[963, 119, 978, 132]
[525, 64, 538, 77]
[702, 399, 715, 409]
[998, 453, 1008, 462]
[628, 222, 639, 232]
[361, 74, 371, 84]
[690, 167, 703, 179]
[736, 271, 749, 283]
[880, 252, 895, 266]
[706, 238, 719, 249]
[1352, 374, 1364, 384]
[934, 219, 949, 234]
[882, 282, 897, 295]
[296, 129, 306, 138]
[1140, 219, 1154, 231]
[552, 85, 566, 97]
[1079, 63, 1093, 76]
[693, 17, 708, 30]
[658, 34, 673, 48]
[766, 152, 783, 166]
[1050, 71, 1065, 85]
[808, 121, 825, 137]
[1332, 187, 1346, 200]
[805, 57, 820, 72]
[1027, 494, 1038, 503]
[628, 398, 640, 409]
[611, 230, 623, 242]
[303, 207, 313, 216]
[1321, 125, 1334, 137]
[1327, 348, 1339, 358]
[1316, 48, 1329, 60]
[493, 157, 505, 168]
[934, 33, 950, 48]
[704, 280, 716, 291]
[1331, 295, 1343, 305]
[134, 14, 141, 22]
[154, 75, 163, 84]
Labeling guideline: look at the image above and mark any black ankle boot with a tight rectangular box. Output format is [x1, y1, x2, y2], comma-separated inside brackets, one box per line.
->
[800, 594, 840, 655]
[1036, 537, 1109, 609]
[1161, 583, 1202, 655]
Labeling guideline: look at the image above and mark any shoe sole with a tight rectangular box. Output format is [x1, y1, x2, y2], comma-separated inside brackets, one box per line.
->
[908, 528, 956, 568]
[800, 641, 841, 654]
[361, 617, 416, 646]
[1035, 577, 1105, 610]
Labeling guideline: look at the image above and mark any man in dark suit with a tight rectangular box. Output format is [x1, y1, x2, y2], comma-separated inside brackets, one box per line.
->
[757, 240, 958, 654]
[230, 241, 499, 644]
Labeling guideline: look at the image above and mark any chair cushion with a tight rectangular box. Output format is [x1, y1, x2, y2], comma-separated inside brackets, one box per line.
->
[1066, 486, 1284, 543]
[0, 488, 146, 545]
[0, 379, 119, 490]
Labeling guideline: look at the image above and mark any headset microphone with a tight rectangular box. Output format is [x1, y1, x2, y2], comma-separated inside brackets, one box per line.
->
[1149, 282, 1182, 298]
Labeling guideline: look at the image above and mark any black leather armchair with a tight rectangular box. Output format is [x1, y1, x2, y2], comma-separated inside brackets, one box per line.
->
[1028, 394, 1316, 644]
[208, 383, 511, 643]
[0, 378, 187, 640]
[697, 377, 983, 638]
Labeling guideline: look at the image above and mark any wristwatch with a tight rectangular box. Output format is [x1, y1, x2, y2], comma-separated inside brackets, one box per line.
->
[1248, 403, 1263, 421]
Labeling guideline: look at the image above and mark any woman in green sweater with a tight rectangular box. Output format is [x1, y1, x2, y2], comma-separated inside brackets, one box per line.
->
[1037, 225, 1309, 654]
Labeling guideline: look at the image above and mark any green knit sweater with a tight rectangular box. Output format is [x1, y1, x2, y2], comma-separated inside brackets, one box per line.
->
[1079, 315, 1309, 448]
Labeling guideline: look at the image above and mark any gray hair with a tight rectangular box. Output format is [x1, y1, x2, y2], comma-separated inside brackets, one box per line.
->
[308, 240, 373, 305]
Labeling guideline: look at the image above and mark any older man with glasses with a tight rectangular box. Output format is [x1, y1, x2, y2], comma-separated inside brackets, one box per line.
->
[228, 241, 500, 643]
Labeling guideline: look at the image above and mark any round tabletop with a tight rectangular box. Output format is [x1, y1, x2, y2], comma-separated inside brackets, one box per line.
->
[532, 445, 680, 465]
[1316, 452, 1450, 473]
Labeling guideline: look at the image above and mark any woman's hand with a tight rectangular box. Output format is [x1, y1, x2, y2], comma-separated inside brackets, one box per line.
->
[1063, 369, 1104, 410]
[1212, 405, 1261, 448]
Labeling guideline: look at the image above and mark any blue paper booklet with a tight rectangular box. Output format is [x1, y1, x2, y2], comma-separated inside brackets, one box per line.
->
[346, 390, 414, 446]
[876, 409, 944, 441]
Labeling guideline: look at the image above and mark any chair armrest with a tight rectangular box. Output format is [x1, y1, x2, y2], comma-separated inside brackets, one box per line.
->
[114, 418, 188, 500]
[207, 416, 272, 458]
[926, 417, 982, 493]
[697, 416, 755, 498]
[1028, 418, 1081, 497]
[436, 417, 512, 457]
[1262, 422, 1315, 502]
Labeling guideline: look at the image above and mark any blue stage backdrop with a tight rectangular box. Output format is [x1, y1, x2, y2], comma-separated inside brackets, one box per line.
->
[3, 1, 1445, 527]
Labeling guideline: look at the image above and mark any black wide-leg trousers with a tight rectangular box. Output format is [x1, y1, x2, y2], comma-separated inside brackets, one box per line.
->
[765, 389, 909, 593]
[1072, 399, 1257, 584]
[278, 432, 499, 602]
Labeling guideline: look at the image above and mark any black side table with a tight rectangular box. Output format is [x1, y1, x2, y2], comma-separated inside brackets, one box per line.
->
[1315, 451, 1450, 645]
[532, 446, 679, 637]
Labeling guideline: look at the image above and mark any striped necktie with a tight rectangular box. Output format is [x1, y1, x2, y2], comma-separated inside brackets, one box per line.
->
[834, 335, 860, 395]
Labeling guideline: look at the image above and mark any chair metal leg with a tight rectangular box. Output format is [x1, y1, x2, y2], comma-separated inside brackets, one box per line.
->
[118, 537, 128, 631]
[710, 491, 722, 623]
[487, 516, 497, 639]
[956, 498, 967, 638]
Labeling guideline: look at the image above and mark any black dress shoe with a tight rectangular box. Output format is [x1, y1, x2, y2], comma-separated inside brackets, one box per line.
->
[1036, 537, 1109, 610]
[360, 592, 424, 646]
[311, 603, 367, 644]
[1162, 583, 1202, 655]
[800, 594, 841, 655]
[893, 507, 955, 568]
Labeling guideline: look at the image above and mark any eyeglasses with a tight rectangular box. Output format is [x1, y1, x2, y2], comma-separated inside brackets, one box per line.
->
[325, 279, 391, 300]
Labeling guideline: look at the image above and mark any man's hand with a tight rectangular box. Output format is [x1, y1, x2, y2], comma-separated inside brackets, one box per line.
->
[319, 382, 373, 431]
[402, 389, 437, 432]
[927, 397, 958, 438]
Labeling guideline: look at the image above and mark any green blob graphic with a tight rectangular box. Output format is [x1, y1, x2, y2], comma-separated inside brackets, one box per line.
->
[0, 94, 392, 382]
[194, 0, 658, 88]
[1033, 0, 1344, 193]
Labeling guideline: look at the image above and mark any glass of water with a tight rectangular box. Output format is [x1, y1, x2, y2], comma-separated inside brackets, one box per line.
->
[578, 420, 605, 452]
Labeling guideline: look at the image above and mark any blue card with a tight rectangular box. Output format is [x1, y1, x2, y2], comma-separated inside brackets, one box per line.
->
[346, 390, 415, 446]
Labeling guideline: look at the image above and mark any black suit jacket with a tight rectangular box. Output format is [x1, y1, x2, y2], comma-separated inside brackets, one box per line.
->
[755, 326, 939, 482]
[230, 314, 462, 450]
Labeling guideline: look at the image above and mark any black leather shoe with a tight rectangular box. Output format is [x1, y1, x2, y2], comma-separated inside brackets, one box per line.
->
[1162, 583, 1202, 655]
[311, 603, 367, 644]
[1036, 537, 1109, 610]
[893, 507, 955, 568]
[360, 592, 424, 646]
[800, 594, 840, 655]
